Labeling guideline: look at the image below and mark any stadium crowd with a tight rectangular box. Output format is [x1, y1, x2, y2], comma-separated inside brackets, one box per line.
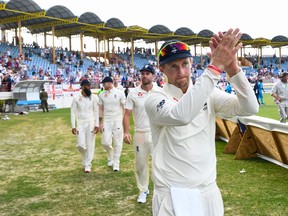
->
[1, 41, 288, 92]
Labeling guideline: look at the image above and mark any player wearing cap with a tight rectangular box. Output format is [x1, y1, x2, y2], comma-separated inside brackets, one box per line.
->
[98, 76, 126, 172]
[144, 29, 259, 215]
[123, 64, 161, 203]
[71, 79, 99, 173]
[271, 71, 288, 123]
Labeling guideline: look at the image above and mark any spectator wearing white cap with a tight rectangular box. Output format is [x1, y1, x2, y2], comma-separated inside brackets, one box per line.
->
[98, 76, 126, 172]
[71, 79, 99, 173]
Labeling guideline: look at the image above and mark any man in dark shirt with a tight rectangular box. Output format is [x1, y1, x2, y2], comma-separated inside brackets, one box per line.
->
[39, 88, 49, 112]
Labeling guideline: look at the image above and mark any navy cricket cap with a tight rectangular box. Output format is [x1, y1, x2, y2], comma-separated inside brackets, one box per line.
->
[158, 40, 192, 65]
[80, 79, 91, 86]
[140, 64, 155, 74]
[101, 76, 113, 83]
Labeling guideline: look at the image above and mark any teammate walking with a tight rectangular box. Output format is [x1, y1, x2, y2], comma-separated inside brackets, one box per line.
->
[99, 76, 126, 172]
[123, 64, 160, 203]
[71, 79, 99, 173]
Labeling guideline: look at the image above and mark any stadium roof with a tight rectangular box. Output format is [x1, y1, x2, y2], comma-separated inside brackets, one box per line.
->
[1, 0, 288, 48]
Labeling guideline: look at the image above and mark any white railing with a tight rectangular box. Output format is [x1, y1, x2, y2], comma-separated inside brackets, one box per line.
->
[216, 115, 288, 169]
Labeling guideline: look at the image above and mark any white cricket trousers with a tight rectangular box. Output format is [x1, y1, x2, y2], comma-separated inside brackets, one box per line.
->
[77, 121, 96, 169]
[153, 182, 224, 216]
[134, 131, 153, 193]
[277, 102, 288, 123]
[101, 120, 123, 167]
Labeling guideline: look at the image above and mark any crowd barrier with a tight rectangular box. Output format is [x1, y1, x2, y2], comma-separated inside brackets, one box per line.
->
[215, 115, 288, 169]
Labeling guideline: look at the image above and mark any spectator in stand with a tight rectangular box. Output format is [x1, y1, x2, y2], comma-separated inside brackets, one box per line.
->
[31, 65, 37, 76]
[32, 73, 38, 80]
[75, 70, 82, 83]
[271, 71, 288, 123]
[0, 60, 4, 73]
[24, 52, 29, 61]
[0, 72, 3, 89]
[28, 51, 33, 61]
[40, 50, 45, 58]
[121, 76, 127, 87]
[2, 74, 12, 92]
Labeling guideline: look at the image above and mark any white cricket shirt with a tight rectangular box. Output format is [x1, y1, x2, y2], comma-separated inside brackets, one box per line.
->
[125, 84, 161, 132]
[98, 87, 126, 121]
[71, 93, 99, 128]
[144, 68, 259, 189]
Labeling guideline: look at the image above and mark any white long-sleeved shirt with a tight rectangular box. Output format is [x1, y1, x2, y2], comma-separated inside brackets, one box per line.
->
[144, 68, 259, 189]
[71, 93, 99, 128]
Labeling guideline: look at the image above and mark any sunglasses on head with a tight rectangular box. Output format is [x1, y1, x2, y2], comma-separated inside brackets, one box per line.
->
[158, 41, 190, 58]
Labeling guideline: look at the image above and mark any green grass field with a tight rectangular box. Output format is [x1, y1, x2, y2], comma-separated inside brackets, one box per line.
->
[0, 93, 287, 216]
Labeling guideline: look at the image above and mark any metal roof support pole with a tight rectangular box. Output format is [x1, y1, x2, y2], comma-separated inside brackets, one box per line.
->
[14, 28, 17, 46]
[279, 47, 282, 69]
[1, 29, 6, 42]
[194, 44, 197, 57]
[52, 26, 55, 64]
[95, 37, 98, 53]
[107, 38, 110, 56]
[98, 38, 100, 60]
[257, 48, 261, 67]
[69, 35, 72, 51]
[44, 32, 47, 48]
[35, 33, 38, 45]
[155, 41, 158, 67]
[112, 38, 115, 56]
[103, 35, 107, 67]
[200, 44, 203, 67]
[111, 39, 116, 60]
[80, 32, 83, 60]
[130, 37, 134, 68]
[18, 20, 22, 55]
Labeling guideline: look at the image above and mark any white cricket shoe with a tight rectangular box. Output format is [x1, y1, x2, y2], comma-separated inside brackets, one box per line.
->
[2, 115, 10, 120]
[84, 166, 91, 173]
[107, 159, 113, 167]
[137, 190, 149, 203]
[113, 164, 119, 172]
